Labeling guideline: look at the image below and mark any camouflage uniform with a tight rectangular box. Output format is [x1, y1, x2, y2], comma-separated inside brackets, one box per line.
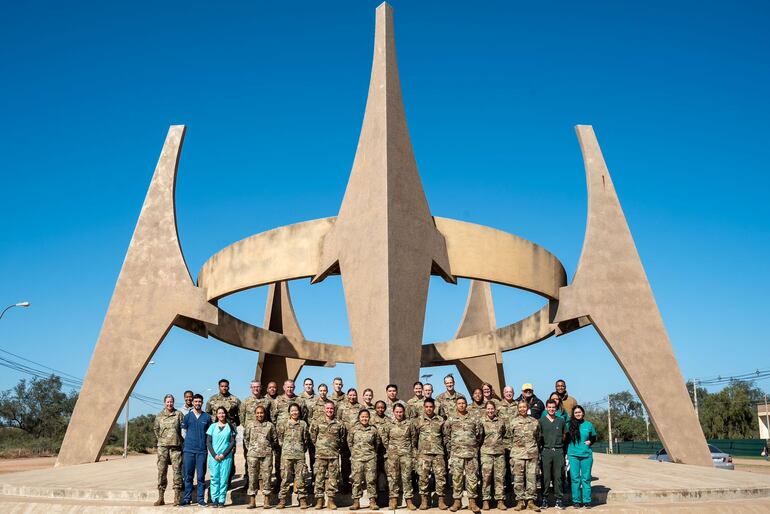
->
[308, 396, 331, 427]
[406, 396, 425, 419]
[435, 391, 466, 420]
[509, 415, 540, 502]
[330, 391, 346, 407]
[480, 415, 507, 501]
[384, 398, 402, 418]
[205, 392, 242, 426]
[445, 412, 483, 500]
[311, 417, 346, 500]
[468, 402, 487, 420]
[245, 419, 277, 497]
[362, 402, 377, 417]
[153, 409, 184, 493]
[496, 399, 518, 496]
[277, 418, 310, 501]
[348, 424, 381, 501]
[243, 395, 273, 429]
[381, 417, 417, 499]
[337, 401, 362, 491]
[370, 414, 390, 495]
[414, 414, 447, 498]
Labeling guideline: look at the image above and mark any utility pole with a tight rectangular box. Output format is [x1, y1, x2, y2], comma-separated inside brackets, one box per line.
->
[764, 394, 769, 440]
[123, 398, 129, 458]
[607, 395, 613, 454]
[645, 408, 650, 442]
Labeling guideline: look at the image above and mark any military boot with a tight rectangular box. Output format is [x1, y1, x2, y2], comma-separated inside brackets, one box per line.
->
[370, 500, 379, 510]
[526, 500, 540, 512]
[512, 501, 525, 512]
[153, 489, 165, 506]
[469, 498, 481, 513]
[482, 500, 491, 510]
[327, 498, 337, 510]
[350, 499, 361, 510]
[418, 496, 429, 511]
[315, 498, 324, 510]
[497, 500, 507, 511]
[450, 499, 462, 512]
[406, 498, 417, 511]
[276, 498, 286, 509]
[247, 495, 257, 509]
[299, 498, 310, 509]
[438, 496, 449, 511]
[174, 490, 182, 506]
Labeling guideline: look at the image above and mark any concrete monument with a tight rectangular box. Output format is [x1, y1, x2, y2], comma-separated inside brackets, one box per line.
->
[57, 3, 711, 468]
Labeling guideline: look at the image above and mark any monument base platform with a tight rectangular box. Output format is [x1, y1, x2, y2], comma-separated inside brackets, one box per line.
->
[1, 454, 770, 512]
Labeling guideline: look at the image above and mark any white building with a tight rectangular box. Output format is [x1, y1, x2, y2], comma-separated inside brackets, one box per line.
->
[758, 403, 770, 439]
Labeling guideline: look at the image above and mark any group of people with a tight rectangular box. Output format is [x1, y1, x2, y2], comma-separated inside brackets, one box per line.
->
[154, 375, 597, 511]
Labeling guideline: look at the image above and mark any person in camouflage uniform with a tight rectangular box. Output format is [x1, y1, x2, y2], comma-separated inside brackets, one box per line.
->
[481, 401, 508, 511]
[337, 388, 361, 493]
[273, 380, 306, 428]
[362, 388, 376, 416]
[436, 374, 466, 420]
[276, 403, 311, 509]
[310, 401, 345, 510]
[370, 400, 390, 501]
[330, 377, 346, 406]
[445, 397, 483, 513]
[482, 383, 501, 410]
[384, 384, 401, 418]
[509, 400, 541, 512]
[468, 388, 485, 419]
[206, 379, 242, 426]
[308, 383, 331, 427]
[371, 400, 391, 430]
[245, 405, 278, 509]
[406, 381, 425, 419]
[497, 386, 518, 502]
[300, 378, 317, 478]
[349, 409, 381, 510]
[381, 403, 417, 510]
[153, 394, 184, 506]
[414, 398, 449, 511]
[242, 380, 271, 489]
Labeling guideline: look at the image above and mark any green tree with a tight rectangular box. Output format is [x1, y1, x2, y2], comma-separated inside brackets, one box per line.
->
[698, 380, 763, 439]
[127, 414, 157, 453]
[0, 375, 78, 441]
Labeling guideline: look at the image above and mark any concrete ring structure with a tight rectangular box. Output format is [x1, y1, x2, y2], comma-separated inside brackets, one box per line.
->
[57, 2, 713, 470]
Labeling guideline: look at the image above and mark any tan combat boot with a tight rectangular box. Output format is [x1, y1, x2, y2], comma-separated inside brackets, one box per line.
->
[276, 498, 286, 509]
[299, 497, 310, 509]
[406, 498, 417, 511]
[469, 498, 481, 513]
[153, 489, 165, 506]
[389, 498, 398, 510]
[370, 499, 380, 510]
[497, 499, 507, 511]
[247, 495, 257, 509]
[315, 497, 324, 510]
[418, 496, 429, 511]
[525, 500, 540, 512]
[173, 489, 182, 506]
[450, 499, 462, 512]
[512, 501, 524, 511]
[327, 498, 338, 510]
[438, 495, 449, 511]
[350, 499, 361, 510]
[482, 500, 491, 510]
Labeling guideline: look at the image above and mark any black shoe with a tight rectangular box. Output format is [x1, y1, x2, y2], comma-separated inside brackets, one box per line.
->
[539, 498, 549, 509]
[554, 499, 564, 510]
[572, 503, 582, 509]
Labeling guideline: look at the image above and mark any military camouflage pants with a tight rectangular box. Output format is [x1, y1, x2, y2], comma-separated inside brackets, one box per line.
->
[450, 455, 478, 499]
[314, 457, 340, 499]
[247, 455, 273, 496]
[279, 457, 307, 500]
[386, 453, 413, 498]
[351, 458, 377, 500]
[481, 453, 505, 500]
[157, 445, 183, 491]
[511, 457, 538, 501]
[417, 454, 446, 497]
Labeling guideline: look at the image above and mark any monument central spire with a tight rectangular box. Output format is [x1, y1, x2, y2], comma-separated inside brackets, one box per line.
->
[313, 3, 453, 394]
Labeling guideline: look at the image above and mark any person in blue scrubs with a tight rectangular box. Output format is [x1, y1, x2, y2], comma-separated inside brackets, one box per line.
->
[207, 406, 237, 508]
[181, 393, 211, 506]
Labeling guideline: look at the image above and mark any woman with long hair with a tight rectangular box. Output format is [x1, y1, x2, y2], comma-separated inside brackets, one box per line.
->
[566, 405, 597, 509]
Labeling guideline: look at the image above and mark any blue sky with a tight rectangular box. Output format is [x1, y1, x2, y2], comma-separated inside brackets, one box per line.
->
[1, 1, 768, 416]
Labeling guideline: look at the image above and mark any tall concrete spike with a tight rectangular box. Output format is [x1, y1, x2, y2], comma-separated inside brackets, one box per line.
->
[453, 280, 505, 396]
[314, 2, 454, 395]
[255, 281, 306, 384]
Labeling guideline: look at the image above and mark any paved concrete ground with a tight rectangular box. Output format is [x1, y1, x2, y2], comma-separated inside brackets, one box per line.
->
[1, 453, 770, 511]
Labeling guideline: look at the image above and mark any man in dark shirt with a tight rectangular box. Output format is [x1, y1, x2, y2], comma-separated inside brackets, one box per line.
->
[181, 394, 212, 506]
[539, 399, 566, 510]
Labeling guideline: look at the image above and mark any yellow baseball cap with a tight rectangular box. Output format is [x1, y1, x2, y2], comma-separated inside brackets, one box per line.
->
[521, 383, 534, 391]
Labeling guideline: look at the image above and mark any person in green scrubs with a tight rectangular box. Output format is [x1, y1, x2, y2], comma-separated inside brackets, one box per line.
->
[548, 393, 570, 422]
[566, 406, 597, 509]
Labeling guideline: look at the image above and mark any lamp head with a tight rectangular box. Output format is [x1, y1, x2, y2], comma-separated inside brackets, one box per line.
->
[16, 302, 30, 307]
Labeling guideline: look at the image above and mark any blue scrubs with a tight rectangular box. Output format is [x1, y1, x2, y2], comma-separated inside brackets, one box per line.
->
[181, 411, 211, 505]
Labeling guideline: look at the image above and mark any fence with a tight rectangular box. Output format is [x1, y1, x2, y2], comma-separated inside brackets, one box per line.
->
[591, 439, 768, 457]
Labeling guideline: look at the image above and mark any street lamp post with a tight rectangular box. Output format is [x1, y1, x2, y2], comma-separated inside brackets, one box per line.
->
[0, 301, 31, 320]
[607, 395, 614, 454]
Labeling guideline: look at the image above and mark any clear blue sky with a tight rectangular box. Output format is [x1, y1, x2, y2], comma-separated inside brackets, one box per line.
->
[2, 1, 768, 416]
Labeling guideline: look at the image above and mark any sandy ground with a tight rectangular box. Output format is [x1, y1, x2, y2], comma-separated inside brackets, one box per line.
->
[0, 454, 132, 475]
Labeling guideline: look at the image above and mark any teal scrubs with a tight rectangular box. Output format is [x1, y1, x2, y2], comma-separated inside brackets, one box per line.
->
[206, 423, 234, 505]
[567, 420, 597, 506]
